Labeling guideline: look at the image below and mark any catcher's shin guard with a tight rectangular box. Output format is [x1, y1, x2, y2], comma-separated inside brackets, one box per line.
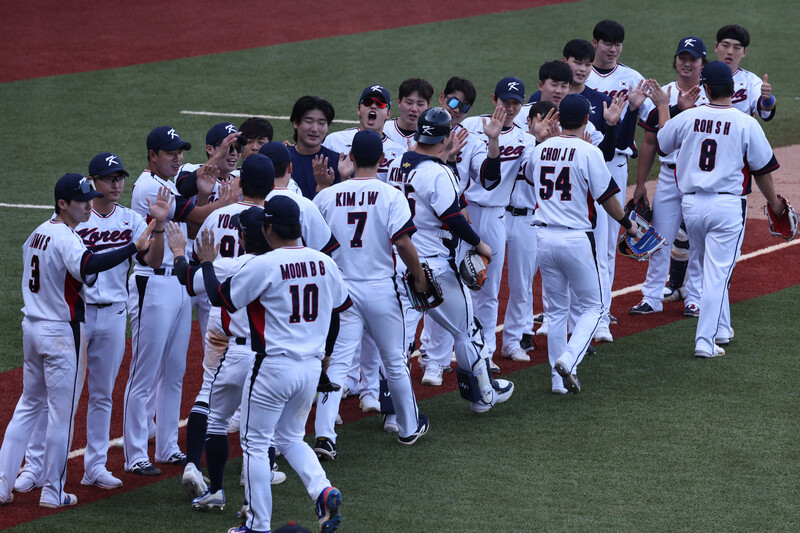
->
[378, 378, 395, 414]
[456, 358, 494, 406]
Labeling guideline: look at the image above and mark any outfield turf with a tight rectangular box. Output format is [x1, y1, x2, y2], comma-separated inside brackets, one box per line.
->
[7, 287, 799, 532]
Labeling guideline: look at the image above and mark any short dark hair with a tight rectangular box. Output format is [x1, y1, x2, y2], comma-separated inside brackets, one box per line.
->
[265, 221, 302, 240]
[560, 117, 585, 130]
[242, 180, 273, 199]
[290, 96, 335, 142]
[442, 77, 477, 106]
[563, 39, 595, 62]
[239, 117, 274, 142]
[705, 82, 734, 100]
[593, 20, 625, 43]
[272, 161, 290, 179]
[398, 78, 434, 103]
[240, 229, 271, 255]
[539, 61, 573, 84]
[528, 100, 558, 120]
[354, 154, 382, 169]
[716, 24, 750, 48]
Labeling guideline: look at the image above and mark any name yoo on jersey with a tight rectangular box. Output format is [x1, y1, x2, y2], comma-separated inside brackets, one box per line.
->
[280, 259, 328, 281]
[694, 119, 732, 135]
[76, 227, 133, 248]
[335, 190, 379, 207]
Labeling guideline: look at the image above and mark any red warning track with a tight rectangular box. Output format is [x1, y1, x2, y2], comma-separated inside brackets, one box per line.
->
[0, 220, 797, 528]
[0, 0, 574, 83]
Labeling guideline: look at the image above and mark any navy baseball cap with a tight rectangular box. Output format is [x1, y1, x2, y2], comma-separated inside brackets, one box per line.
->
[240, 154, 275, 189]
[263, 195, 301, 226]
[701, 61, 734, 85]
[258, 141, 292, 167]
[88, 152, 129, 177]
[206, 122, 239, 146]
[494, 76, 525, 103]
[55, 173, 104, 202]
[675, 36, 707, 59]
[147, 126, 192, 152]
[232, 206, 269, 247]
[559, 93, 591, 122]
[359, 84, 391, 108]
[351, 130, 384, 159]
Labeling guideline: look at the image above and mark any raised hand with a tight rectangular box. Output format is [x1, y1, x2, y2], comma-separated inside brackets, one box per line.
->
[627, 79, 648, 111]
[147, 186, 174, 223]
[482, 106, 505, 140]
[446, 127, 469, 162]
[677, 85, 701, 110]
[196, 164, 221, 197]
[195, 228, 219, 263]
[314, 154, 336, 191]
[603, 93, 627, 126]
[164, 221, 187, 256]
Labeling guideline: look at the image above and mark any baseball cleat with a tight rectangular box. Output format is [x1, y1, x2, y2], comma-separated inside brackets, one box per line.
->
[271, 463, 287, 485]
[13, 471, 42, 493]
[40, 493, 78, 508]
[488, 358, 501, 374]
[316, 486, 343, 533]
[593, 328, 613, 343]
[314, 437, 338, 461]
[694, 344, 725, 358]
[81, 470, 123, 489]
[629, 300, 658, 315]
[383, 414, 399, 433]
[608, 313, 618, 325]
[125, 460, 162, 476]
[533, 313, 544, 325]
[520, 333, 536, 352]
[715, 328, 735, 346]
[492, 379, 514, 406]
[398, 414, 429, 446]
[182, 463, 207, 499]
[663, 285, 685, 302]
[227, 417, 240, 434]
[192, 489, 225, 510]
[335, 414, 343, 425]
[535, 319, 549, 336]
[501, 345, 531, 362]
[161, 452, 188, 466]
[421, 362, 445, 386]
[0, 493, 12, 505]
[683, 304, 700, 318]
[359, 393, 380, 413]
[554, 361, 580, 394]
[237, 502, 250, 521]
[584, 345, 597, 357]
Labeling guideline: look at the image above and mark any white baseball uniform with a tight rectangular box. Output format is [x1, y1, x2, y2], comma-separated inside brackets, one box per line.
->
[267, 188, 338, 254]
[124, 170, 195, 470]
[528, 134, 621, 391]
[0, 219, 94, 506]
[460, 116, 535, 357]
[383, 118, 415, 149]
[313, 176, 421, 442]
[731, 68, 775, 120]
[219, 246, 351, 533]
[636, 82, 709, 312]
[323, 128, 406, 183]
[657, 103, 778, 354]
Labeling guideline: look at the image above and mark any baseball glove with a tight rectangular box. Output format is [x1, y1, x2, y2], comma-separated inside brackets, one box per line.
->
[764, 195, 798, 242]
[403, 263, 444, 311]
[459, 250, 489, 290]
[625, 198, 653, 224]
[618, 225, 666, 261]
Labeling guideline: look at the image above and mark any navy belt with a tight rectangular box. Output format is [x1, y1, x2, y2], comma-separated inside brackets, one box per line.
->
[666, 163, 676, 170]
[235, 337, 247, 345]
[87, 303, 113, 308]
[152, 267, 176, 276]
[506, 206, 532, 216]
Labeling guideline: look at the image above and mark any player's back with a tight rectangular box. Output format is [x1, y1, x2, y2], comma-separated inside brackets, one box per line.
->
[314, 177, 412, 280]
[196, 202, 257, 260]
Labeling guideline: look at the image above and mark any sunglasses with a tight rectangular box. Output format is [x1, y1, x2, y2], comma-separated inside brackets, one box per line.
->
[445, 96, 471, 114]
[213, 143, 242, 155]
[76, 178, 95, 194]
[360, 97, 388, 109]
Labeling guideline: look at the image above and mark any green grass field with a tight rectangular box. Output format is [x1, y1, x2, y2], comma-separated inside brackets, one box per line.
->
[8, 287, 799, 532]
[2, 0, 799, 530]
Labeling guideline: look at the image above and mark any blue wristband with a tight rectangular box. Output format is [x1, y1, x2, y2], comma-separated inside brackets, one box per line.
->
[761, 95, 775, 108]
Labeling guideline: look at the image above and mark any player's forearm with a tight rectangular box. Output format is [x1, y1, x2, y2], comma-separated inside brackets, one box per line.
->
[395, 236, 425, 281]
[600, 196, 634, 233]
[172, 255, 189, 286]
[201, 262, 224, 307]
[142, 231, 165, 268]
[598, 125, 616, 162]
[185, 202, 223, 226]
[754, 172, 782, 211]
[81, 243, 138, 276]
[478, 157, 501, 190]
[635, 131, 657, 187]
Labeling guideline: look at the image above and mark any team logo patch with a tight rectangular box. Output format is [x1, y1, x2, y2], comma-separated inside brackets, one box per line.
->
[507, 81, 520, 91]
[370, 85, 384, 92]
[683, 38, 697, 48]
[225, 124, 238, 134]
[105, 155, 118, 166]
[421, 125, 433, 135]
[167, 128, 178, 139]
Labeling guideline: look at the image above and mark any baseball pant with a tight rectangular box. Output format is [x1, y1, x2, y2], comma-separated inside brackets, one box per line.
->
[602, 156, 628, 322]
[537, 228, 603, 388]
[124, 274, 191, 468]
[465, 204, 507, 356]
[420, 313, 453, 369]
[206, 342, 254, 436]
[682, 193, 746, 354]
[241, 354, 330, 533]
[0, 319, 84, 506]
[502, 212, 538, 351]
[316, 278, 418, 441]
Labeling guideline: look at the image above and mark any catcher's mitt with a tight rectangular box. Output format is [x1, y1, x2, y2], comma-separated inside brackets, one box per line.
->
[460, 250, 489, 290]
[403, 263, 443, 311]
[765, 195, 798, 242]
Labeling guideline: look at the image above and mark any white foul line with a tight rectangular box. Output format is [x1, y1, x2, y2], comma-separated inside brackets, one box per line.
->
[180, 109, 359, 125]
[0, 202, 52, 210]
[53, 236, 797, 459]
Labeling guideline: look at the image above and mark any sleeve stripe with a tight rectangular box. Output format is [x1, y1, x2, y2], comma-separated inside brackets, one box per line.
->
[334, 296, 353, 313]
[596, 180, 621, 204]
[391, 220, 416, 243]
[751, 156, 780, 176]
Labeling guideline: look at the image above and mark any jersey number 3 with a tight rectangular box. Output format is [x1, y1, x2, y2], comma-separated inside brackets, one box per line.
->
[539, 166, 572, 201]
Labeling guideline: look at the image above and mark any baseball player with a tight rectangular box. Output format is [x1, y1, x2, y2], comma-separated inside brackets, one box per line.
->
[238, 117, 274, 159]
[312, 130, 430, 460]
[656, 61, 782, 357]
[714, 25, 776, 120]
[0, 173, 158, 508]
[629, 37, 709, 317]
[198, 195, 350, 533]
[288, 96, 346, 200]
[391, 107, 514, 413]
[181, 153, 280, 496]
[123, 126, 236, 476]
[323, 84, 406, 184]
[383, 78, 434, 147]
[526, 94, 640, 393]
[461, 76, 533, 370]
